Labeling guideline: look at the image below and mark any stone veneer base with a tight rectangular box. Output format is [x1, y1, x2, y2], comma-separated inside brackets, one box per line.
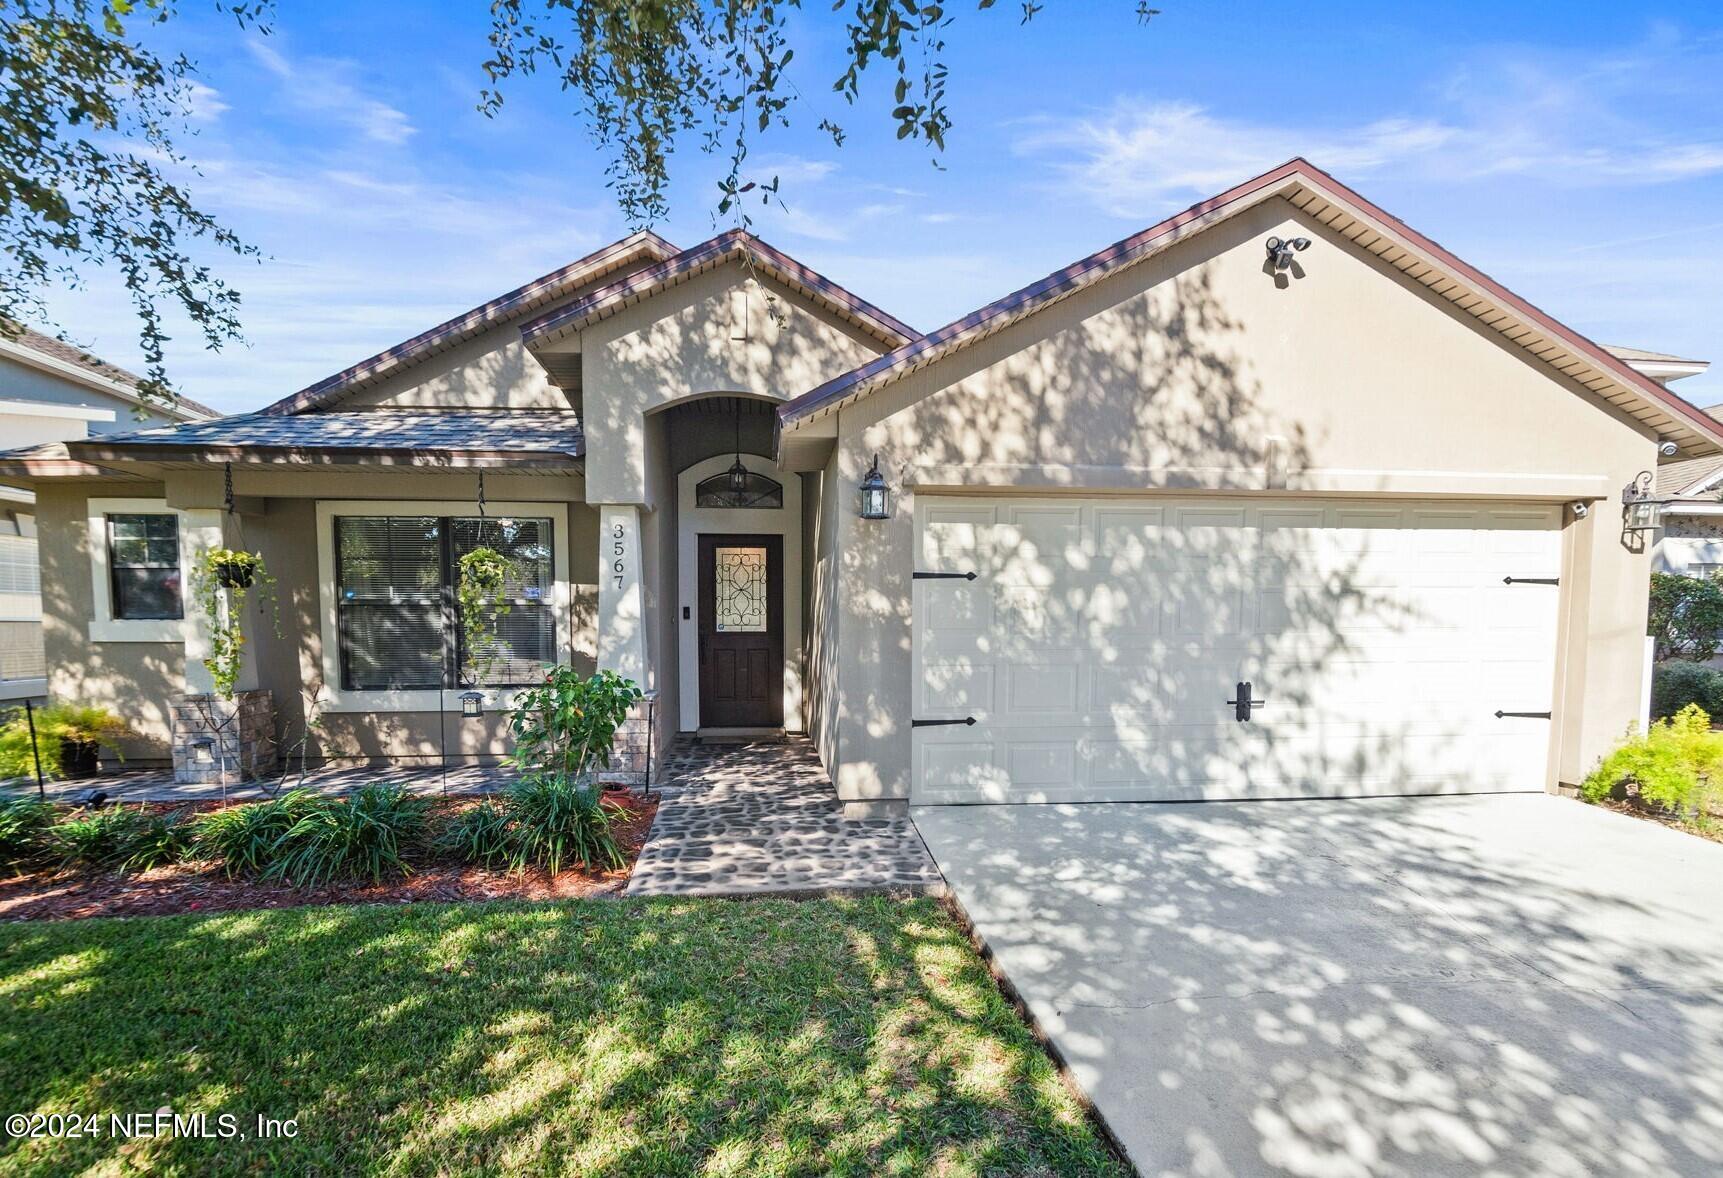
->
[170, 689, 278, 785]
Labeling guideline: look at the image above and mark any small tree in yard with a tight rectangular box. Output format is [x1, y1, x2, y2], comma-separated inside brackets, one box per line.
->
[1649, 572, 1723, 663]
[507, 667, 643, 783]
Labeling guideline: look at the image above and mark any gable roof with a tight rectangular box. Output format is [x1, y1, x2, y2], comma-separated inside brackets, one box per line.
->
[518, 229, 919, 351]
[259, 230, 680, 417]
[0, 325, 218, 420]
[1604, 344, 1710, 385]
[778, 158, 1723, 459]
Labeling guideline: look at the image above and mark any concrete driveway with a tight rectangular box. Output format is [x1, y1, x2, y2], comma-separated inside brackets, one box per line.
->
[913, 794, 1723, 1177]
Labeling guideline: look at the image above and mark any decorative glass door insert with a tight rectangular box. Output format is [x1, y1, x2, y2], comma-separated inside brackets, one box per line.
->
[713, 546, 768, 632]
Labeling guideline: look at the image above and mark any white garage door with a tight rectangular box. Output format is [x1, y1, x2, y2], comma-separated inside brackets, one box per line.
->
[912, 496, 1562, 804]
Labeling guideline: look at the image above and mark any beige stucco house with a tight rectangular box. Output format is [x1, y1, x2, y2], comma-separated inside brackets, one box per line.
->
[3, 158, 1719, 812]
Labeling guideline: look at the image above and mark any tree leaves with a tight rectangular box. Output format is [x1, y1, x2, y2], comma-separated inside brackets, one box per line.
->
[0, 0, 268, 410]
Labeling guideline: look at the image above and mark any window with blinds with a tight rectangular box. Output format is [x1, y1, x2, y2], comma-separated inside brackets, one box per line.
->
[107, 514, 183, 620]
[335, 515, 555, 691]
[0, 535, 40, 597]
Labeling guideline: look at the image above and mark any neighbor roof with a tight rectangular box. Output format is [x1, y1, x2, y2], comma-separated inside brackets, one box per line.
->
[519, 229, 919, 351]
[60, 409, 585, 469]
[0, 325, 218, 420]
[778, 158, 1723, 459]
[260, 231, 680, 417]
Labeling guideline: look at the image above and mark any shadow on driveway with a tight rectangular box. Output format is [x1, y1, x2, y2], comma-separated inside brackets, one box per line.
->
[915, 793, 1723, 1176]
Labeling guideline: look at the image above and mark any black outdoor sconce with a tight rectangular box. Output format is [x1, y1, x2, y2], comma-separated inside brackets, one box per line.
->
[859, 454, 890, 519]
[1621, 471, 1664, 535]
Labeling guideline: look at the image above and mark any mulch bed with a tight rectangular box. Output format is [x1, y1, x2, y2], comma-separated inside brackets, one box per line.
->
[0, 793, 658, 922]
[1594, 796, 1723, 844]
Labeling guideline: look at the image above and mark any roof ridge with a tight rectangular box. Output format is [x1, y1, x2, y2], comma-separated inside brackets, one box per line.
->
[519, 230, 919, 349]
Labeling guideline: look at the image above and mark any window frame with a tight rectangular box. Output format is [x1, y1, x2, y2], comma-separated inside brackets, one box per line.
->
[315, 500, 571, 713]
[106, 512, 186, 622]
[86, 498, 187, 643]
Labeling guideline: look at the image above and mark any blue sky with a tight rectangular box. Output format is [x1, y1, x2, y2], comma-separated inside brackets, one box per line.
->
[39, 1, 1723, 414]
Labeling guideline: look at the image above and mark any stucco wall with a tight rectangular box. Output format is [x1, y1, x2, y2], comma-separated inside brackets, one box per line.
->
[34, 471, 599, 768]
[581, 263, 886, 506]
[811, 196, 1658, 801]
[0, 356, 182, 433]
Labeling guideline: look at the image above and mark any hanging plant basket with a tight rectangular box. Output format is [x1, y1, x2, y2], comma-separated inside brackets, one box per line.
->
[213, 558, 257, 589]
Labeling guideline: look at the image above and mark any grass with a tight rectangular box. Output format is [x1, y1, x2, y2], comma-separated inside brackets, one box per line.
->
[0, 897, 1123, 1176]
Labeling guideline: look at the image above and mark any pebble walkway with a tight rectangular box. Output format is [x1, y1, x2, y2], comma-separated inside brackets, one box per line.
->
[626, 735, 944, 897]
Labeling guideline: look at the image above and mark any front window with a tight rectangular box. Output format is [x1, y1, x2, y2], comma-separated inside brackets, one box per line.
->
[334, 515, 554, 691]
[106, 514, 182, 620]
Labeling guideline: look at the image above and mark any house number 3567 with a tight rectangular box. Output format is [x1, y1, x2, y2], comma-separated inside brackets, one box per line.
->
[612, 522, 628, 590]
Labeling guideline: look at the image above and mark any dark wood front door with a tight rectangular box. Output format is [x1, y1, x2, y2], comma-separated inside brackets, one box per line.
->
[698, 534, 784, 728]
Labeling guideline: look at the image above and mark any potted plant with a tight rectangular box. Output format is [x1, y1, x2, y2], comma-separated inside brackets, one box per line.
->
[192, 547, 280, 699]
[0, 703, 130, 780]
[456, 546, 519, 686]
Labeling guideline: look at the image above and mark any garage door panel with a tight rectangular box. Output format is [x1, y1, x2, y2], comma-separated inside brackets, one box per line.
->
[914, 496, 1560, 804]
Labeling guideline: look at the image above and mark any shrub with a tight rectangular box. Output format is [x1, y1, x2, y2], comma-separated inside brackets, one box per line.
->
[194, 791, 322, 877]
[1649, 572, 1723, 663]
[0, 798, 55, 873]
[0, 703, 129, 779]
[437, 799, 515, 868]
[506, 775, 624, 876]
[265, 785, 429, 886]
[51, 805, 151, 870]
[508, 667, 643, 780]
[1651, 661, 1723, 721]
[1582, 704, 1723, 821]
[121, 809, 197, 873]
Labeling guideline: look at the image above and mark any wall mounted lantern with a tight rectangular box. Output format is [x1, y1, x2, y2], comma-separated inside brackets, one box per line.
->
[459, 690, 485, 719]
[859, 454, 890, 519]
[1621, 471, 1663, 534]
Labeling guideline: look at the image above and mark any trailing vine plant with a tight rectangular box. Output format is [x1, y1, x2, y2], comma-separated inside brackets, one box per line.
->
[192, 547, 279, 699]
[457, 546, 520, 687]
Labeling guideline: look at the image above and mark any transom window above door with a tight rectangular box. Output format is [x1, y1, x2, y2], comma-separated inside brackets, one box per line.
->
[334, 515, 554, 691]
[695, 471, 783, 509]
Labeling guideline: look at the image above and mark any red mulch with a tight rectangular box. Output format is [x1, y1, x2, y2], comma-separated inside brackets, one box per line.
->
[0, 793, 658, 923]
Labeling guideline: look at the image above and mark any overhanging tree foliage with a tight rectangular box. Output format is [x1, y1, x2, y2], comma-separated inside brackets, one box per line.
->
[0, 0, 271, 408]
[480, 0, 1159, 227]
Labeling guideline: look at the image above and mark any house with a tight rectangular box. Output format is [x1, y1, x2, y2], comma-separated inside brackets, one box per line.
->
[2, 158, 1719, 810]
[0, 328, 216, 703]
[1629, 351, 1723, 577]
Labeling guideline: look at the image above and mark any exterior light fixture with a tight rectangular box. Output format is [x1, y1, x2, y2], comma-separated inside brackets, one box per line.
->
[459, 690, 485, 719]
[859, 454, 889, 519]
[1265, 235, 1311, 271]
[727, 401, 749, 493]
[1621, 471, 1663, 534]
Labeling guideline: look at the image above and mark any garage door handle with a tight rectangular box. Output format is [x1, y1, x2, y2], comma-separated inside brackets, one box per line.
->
[913, 571, 978, 581]
[912, 716, 977, 728]
[1225, 681, 1266, 722]
[1503, 576, 1560, 586]
[1494, 710, 1552, 719]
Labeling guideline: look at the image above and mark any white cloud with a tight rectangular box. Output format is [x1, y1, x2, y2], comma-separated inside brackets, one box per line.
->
[246, 38, 415, 145]
[1019, 40, 1723, 218]
[181, 81, 229, 123]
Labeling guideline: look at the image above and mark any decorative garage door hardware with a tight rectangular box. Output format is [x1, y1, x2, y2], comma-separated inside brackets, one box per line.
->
[1495, 710, 1553, 719]
[912, 717, 977, 728]
[912, 570, 978, 580]
[1502, 576, 1560, 585]
[1225, 682, 1267, 723]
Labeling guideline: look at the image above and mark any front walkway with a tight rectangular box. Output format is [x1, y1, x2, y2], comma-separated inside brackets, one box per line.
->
[626, 736, 942, 897]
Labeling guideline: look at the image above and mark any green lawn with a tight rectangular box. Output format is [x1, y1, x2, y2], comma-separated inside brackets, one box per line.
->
[0, 897, 1123, 1176]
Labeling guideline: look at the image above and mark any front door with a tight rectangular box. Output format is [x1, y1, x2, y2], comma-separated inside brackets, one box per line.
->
[698, 534, 784, 728]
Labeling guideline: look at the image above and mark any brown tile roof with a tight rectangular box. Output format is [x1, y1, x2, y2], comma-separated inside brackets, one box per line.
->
[259, 231, 680, 417]
[3, 324, 219, 419]
[519, 229, 919, 350]
[777, 158, 1723, 460]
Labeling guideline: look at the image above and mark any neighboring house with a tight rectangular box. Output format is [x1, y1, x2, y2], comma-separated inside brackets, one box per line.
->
[0, 328, 216, 702]
[2, 158, 1720, 810]
[1635, 353, 1723, 576]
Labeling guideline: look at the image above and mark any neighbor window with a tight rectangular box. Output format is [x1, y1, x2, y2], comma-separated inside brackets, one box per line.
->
[334, 515, 554, 691]
[106, 513, 182, 620]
